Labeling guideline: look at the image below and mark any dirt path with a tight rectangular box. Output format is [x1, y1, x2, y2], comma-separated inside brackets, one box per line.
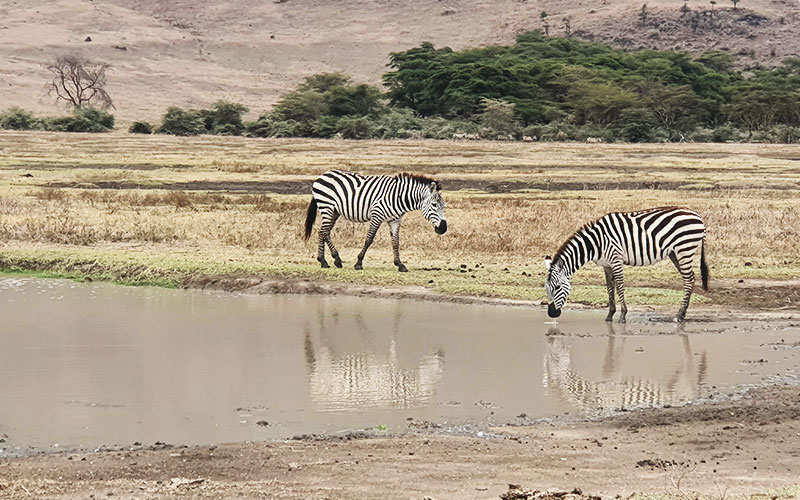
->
[1, 386, 798, 500]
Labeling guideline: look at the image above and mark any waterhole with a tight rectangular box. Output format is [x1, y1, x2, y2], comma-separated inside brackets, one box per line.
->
[0, 277, 797, 452]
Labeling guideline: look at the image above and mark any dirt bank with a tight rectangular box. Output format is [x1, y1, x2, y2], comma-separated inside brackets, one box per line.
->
[189, 274, 800, 317]
[1, 385, 797, 499]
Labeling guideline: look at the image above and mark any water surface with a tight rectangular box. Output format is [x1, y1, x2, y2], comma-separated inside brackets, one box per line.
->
[0, 277, 797, 451]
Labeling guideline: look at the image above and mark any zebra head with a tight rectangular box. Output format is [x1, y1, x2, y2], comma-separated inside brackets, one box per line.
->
[422, 181, 447, 234]
[544, 256, 571, 318]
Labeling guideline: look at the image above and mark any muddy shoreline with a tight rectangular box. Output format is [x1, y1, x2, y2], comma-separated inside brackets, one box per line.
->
[187, 274, 800, 320]
[1, 384, 798, 499]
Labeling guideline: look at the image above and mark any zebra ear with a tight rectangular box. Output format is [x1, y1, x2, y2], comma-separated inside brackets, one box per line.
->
[544, 256, 552, 270]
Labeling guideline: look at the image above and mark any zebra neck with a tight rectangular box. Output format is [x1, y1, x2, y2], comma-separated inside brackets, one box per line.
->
[555, 230, 598, 276]
[396, 180, 426, 211]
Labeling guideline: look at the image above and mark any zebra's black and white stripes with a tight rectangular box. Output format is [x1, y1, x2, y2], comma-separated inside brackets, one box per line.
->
[545, 207, 708, 322]
[303, 170, 447, 272]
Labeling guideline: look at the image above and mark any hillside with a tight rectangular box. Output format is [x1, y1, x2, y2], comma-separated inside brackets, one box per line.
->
[0, 0, 797, 124]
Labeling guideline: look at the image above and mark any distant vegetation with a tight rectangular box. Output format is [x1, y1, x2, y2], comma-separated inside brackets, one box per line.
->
[2, 31, 799, 142]
[0, 107, 114, 133]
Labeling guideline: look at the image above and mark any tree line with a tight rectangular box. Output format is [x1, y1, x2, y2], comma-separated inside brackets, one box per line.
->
[2, 32, 799, 142]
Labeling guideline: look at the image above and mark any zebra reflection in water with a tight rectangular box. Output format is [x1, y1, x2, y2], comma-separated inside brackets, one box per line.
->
[303, 303, 445, 411]
[543, 325, 708, 415]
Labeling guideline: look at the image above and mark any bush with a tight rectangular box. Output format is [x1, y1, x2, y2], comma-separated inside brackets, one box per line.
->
[0, 107, 37, 130]
[158, 107, 206, 136]
[709, 124, 744, 142]
[129, 121, 154, 134]
[335, 116, 373, 139]
[41, 107, 115, 133]
[617, 108, 657, 142]
[245, 116, 300, 138]
[208, 101, 248, 135]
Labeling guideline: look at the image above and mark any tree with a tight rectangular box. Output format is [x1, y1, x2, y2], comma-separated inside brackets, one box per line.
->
[299, 72, 351, 93]
[477, 98, 516, 132]
[540, 11, 550, 37]
[709, 0, 717, 27]
[47, 55, 114, 109]
[273, 90, 327, 121]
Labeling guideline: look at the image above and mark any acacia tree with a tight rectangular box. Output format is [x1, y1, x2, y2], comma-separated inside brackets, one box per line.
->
[47, 55, 114, 109]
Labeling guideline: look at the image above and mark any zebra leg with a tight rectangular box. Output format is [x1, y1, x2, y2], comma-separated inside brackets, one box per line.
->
[324, 211, 342, 268]
[669, 252, 695, 322]
[611, 262, 628, 323]
[603, 266, 616, 322]
[388, 219, 407, 272]
[316, 210, 332, 268]
[355, 219, 381, 271]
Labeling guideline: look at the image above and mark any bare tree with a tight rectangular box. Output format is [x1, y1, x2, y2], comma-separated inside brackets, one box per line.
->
[47, 55, 114, 109]
[709, 0, 716, 27]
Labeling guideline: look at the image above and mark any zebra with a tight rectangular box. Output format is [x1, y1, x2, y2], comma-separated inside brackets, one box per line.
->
[544, 206, 709, 323]
[303, 170, 447, 272]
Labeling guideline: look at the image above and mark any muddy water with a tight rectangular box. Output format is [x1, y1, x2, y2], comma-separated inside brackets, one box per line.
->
[0, 278, 798, 451]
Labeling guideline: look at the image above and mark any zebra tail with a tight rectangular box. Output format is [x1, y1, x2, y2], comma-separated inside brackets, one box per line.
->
[303, 198, 317, 242]
[700, 238, 709, 291]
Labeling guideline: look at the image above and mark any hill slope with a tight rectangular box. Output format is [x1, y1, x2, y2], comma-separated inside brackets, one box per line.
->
[0, 0, 797, 123]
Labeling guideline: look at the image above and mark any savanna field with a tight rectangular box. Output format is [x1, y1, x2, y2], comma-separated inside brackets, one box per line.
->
[1, 131, 798, 311]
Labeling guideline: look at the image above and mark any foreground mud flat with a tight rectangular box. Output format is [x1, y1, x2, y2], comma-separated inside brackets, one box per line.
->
[1, 385, 798, 500]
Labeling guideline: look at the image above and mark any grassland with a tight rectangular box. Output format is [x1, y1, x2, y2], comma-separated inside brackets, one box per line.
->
[0, 131, 798, 311]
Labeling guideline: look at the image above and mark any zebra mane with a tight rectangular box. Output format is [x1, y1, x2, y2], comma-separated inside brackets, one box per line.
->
[396, 172, 441, 191]
[551, 221, 595, 268]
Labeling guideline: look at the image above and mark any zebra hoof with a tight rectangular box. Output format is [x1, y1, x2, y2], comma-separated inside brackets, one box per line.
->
[605, 315, 614, 322]
[319, 261, 330, 269]
[354, 263, 363, 271]
[334, 259, 342, 268]
[397, 264, 408, 273]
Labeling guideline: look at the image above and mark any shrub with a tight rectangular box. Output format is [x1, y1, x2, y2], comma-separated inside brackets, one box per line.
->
[709, 124, 744, 142]
[0, 107, 37, 130]
[208, 101, 248, 135]
[129, 121, 153, 134]
[158, 107, 206, 136]
[617, 108, 657, 142]
[42, 107, 115, 133]
[245, 116, 300, 138]
[335, 116, 373, 139]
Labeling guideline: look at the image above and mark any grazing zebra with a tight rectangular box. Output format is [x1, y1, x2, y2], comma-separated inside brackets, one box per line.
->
[545, 207, 709, 322]
[303, 170, 447, 272]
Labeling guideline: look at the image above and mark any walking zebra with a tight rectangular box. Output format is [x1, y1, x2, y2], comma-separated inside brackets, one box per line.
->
[545, 207, 709, 322]
[303, 170, 447, 272]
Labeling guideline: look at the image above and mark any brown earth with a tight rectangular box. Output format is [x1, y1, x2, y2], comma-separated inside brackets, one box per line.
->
[1, 0, 798, 124]
[1, 385, 798, 499]
[184, 274, 800, 314]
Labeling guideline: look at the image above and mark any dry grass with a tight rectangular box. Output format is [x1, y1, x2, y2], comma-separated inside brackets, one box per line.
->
[0, 132, 798, 305]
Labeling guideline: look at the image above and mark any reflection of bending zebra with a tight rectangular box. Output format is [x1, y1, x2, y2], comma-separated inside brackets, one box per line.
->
[543, 335, 707, 415]
[545, 207, 709, 322]
[303, 170, 447, 272]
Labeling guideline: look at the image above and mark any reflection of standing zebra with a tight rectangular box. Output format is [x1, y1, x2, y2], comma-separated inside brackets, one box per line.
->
[303, 170, 447, 272]
[545, 207, 708, 322]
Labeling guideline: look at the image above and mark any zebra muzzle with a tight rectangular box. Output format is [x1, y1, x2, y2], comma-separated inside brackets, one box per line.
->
[435, 220, 447, 234]
[548, 303, 562, 318]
